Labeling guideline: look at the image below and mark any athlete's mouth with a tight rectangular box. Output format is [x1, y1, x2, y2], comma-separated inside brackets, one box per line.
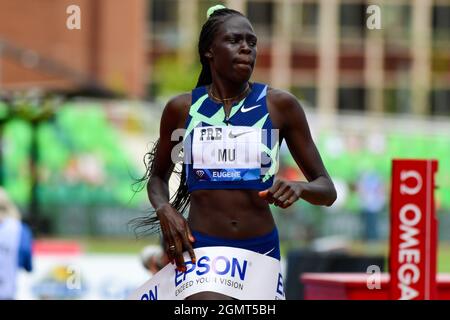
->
[234, 60, 253, 72]
[234, 58, 253, 66]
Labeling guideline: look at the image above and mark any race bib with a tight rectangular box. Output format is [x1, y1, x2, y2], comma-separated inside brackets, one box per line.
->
[128, 246, 285, 300]
[192, 126, 261, 181]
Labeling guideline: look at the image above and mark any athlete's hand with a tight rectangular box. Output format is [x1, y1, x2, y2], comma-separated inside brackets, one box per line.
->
[156, 203, 196, 272]
[258, 178, 305, 209]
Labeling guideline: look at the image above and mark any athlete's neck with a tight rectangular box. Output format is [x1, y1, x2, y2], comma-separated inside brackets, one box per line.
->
[209, 80, 250, 106]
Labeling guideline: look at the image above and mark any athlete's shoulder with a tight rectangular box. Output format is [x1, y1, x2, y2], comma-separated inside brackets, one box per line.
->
[266, 87, 303, 112]
[162, 93, 191, 123]
[164, 92, 191, 113]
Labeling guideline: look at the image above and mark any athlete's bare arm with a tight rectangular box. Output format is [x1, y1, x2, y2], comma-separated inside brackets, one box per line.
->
[147, 93, 195, 272]
[261, 88, 337, 208]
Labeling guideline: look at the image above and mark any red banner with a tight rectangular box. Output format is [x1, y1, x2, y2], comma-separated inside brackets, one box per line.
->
[389, 159, 438, 300]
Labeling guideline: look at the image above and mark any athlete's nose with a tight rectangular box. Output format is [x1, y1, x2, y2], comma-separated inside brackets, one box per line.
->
[239, 41, 252, 54]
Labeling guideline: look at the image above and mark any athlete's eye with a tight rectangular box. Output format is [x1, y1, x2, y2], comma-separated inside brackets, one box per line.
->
[247, 37, 257, 47]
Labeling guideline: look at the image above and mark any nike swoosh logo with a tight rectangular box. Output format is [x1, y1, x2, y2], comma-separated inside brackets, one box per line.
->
[241, 104, 261, 113]
[263, 247, 275, 256]
[228, 130, 253, 139]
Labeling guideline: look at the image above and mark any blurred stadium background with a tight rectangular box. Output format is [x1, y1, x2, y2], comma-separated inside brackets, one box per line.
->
[0, 0, 449, 299]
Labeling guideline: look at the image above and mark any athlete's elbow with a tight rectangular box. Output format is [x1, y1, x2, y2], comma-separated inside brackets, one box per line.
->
[325, 197, 336, 207]
[325, 186, 337, 207]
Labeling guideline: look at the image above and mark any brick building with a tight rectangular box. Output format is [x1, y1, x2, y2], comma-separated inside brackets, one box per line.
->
[0, 0, 147, 97]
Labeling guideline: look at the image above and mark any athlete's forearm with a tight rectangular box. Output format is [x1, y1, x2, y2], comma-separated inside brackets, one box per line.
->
[299, 176, 336, 207]
[147, 176, 171, 211]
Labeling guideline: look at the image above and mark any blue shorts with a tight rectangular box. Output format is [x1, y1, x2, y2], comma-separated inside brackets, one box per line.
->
[191, 227, 281, 261]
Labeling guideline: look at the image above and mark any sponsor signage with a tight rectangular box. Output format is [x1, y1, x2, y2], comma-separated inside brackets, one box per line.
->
[389, 159, 438, 300]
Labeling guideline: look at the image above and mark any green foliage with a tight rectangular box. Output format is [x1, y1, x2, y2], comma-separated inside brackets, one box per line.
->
[153, 55, 201, 98]
[2, 103, 141, 208]
[0, 101, 8, 120]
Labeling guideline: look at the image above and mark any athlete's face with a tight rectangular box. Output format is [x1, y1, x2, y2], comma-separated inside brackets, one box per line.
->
[207, 15, 257, 83]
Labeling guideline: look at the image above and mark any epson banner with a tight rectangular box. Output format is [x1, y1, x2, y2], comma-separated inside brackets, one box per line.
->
[128, 247, 285, 300]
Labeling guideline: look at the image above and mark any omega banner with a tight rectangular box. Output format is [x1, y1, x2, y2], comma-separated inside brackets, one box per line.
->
[389, 159, 438, 300]
[128, 246, 285, 300]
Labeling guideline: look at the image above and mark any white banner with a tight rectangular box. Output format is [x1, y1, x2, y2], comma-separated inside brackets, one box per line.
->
[128, 246, 285, 300]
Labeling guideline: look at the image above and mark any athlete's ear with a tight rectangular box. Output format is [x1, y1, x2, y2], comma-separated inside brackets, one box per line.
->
[205, 49, 213, 59]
